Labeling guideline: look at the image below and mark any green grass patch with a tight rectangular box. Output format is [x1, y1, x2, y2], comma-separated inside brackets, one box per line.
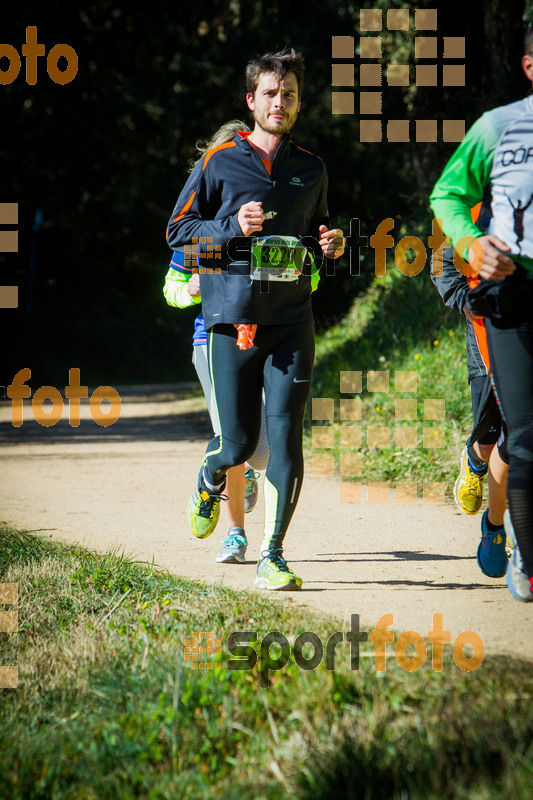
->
[1, 526, 532, 799]
[308, 265, 473, 495]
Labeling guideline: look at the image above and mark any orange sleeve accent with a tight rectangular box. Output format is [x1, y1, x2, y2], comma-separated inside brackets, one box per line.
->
[472, 317, 490, 372]
[202, 141, 236, 170]
[172, 191, 197, 223]
[470, 202, 482, 224]
[292, 142, 322, 160]
[466, 203, 489, 370]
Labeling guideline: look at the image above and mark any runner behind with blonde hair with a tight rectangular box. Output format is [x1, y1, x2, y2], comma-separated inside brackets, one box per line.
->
[189, 120, 251, 172]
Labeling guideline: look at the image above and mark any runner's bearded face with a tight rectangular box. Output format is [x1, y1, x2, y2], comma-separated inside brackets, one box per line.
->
[247, 71, 300, 136]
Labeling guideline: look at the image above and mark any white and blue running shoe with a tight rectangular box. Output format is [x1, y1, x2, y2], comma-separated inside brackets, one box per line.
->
[504, 510, 533, 602]
[216, 527, 248, 564]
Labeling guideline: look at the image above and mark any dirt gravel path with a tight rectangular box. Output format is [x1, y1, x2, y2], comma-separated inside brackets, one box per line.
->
[1, 385, 532, 662]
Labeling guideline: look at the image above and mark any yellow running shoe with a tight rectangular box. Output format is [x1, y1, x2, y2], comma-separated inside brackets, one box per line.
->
[454, 448, 487, 515]
[187, 470, 226, 539]
[254, 553, 302, 591]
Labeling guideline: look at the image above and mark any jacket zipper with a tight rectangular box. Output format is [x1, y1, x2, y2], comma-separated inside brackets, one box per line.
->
[245, 135, 287, 188]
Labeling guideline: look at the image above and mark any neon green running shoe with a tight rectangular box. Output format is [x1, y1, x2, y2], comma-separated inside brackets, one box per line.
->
[454, 448, 487, 515]
[187, 473, 226, 539]
[254, 553, 302, 591]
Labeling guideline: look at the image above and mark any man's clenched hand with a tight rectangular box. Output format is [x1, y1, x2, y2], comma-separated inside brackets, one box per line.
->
[468, 235, 516, 281]
[187, 272, 201, 297]
[319, 225, 345, 258]
[238, 201, 264, 236]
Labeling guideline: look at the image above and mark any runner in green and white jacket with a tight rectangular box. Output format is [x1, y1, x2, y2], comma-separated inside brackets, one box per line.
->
[430, 30, 533, 602]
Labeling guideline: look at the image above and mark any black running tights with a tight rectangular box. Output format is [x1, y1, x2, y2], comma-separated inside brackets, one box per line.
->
[486, 319, 533, 580]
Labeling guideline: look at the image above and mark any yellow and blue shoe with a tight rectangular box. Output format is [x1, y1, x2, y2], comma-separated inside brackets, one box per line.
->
[187, 471, 226, 539]
[254, 552, 302, 591]
[477, 509, 508, 578]
[454, 448, 487, 515]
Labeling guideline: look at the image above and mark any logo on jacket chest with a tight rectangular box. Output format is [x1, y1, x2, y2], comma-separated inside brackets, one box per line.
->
[290, 176, 304, 187]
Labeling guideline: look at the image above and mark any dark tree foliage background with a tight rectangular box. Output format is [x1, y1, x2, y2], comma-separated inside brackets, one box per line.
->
[1, 0, 529, 385]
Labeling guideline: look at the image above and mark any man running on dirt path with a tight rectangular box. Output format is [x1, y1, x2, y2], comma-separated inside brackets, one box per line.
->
[166, 48, 344, 590]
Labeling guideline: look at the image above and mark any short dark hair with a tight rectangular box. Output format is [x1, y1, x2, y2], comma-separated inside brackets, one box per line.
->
[525, 25, 533, 56]
[245, 48, 305, 98]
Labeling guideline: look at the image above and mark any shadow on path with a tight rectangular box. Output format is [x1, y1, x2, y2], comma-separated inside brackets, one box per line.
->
[303, 579, 506, 591]
[296, 551, 474, 564]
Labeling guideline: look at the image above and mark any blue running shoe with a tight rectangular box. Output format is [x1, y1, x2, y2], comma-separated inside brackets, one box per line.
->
[216, 527, 248, 563]
[504, 510, 533, 602]
[476, 508, 508, 578]
[244, 469, 260, 513]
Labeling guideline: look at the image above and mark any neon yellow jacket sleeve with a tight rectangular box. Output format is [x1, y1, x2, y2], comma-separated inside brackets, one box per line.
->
[310, 251, 320, 293]
[163, 267, 201, 309]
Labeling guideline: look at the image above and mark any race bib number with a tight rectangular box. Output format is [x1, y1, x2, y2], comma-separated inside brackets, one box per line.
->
[251, 235, 307, 282]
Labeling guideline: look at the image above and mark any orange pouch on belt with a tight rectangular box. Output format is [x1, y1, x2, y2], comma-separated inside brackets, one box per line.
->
[234, 324, 257, 350]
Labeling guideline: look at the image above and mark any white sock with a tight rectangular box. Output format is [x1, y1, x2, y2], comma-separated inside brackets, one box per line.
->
[203, 470, 224, 493]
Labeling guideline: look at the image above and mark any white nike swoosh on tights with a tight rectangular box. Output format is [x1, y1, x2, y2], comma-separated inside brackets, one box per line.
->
[293, 378, 310, 383]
